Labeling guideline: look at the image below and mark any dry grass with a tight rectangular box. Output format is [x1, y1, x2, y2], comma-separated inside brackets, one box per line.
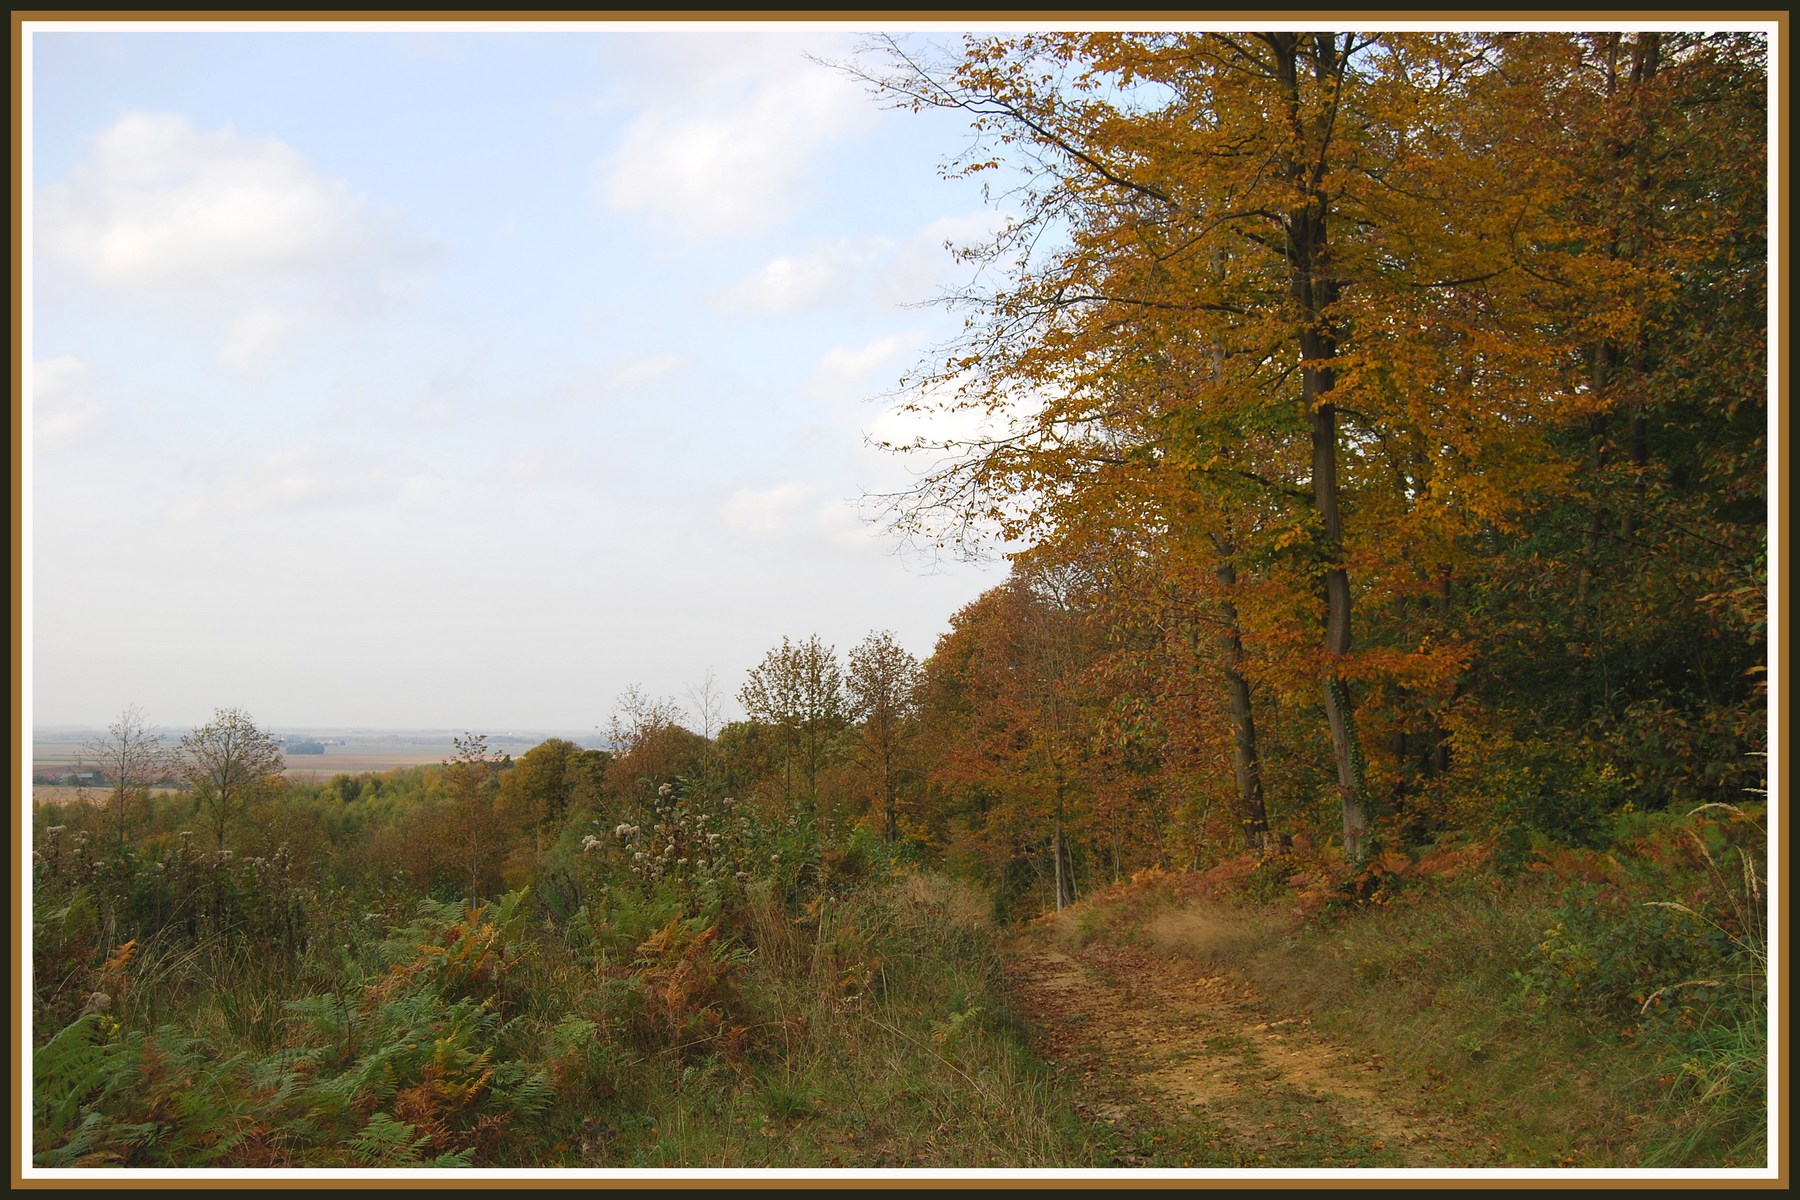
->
[1141, 903, 1282, 961]
[1039, 838, 1768, 1169]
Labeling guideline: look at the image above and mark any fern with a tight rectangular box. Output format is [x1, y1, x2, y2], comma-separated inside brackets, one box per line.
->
[34, 1013, 115, 1140]
[424, 1146, 476, 1167]
[284, 993, 351, 1039]
[494, 1062, 556, 1119]
[34, 1111, 117, 1168]
[349, 1110, 435, 1166]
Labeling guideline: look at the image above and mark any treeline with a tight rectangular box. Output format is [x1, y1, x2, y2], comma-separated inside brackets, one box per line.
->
[827, 29, 1767, 901]
[40, 27, 1768, 929]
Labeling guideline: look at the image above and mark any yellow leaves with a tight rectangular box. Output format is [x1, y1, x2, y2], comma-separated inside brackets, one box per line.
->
[1271, 522, 1312, 553]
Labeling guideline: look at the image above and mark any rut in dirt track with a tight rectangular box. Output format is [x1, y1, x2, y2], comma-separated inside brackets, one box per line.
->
[1002, 920, 1503, 1169]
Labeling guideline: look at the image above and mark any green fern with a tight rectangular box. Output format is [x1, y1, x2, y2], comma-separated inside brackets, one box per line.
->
[33, 1013, 124, 1147]
[495, 1062, 556, 1119]
[349, 1110, 435, 1166]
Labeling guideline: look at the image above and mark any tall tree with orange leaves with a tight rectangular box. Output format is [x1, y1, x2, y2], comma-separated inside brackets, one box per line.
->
[854, 31, 1661, 866]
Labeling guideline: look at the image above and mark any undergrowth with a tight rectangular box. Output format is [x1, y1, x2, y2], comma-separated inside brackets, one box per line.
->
[32, 779, 1090, 1169]
[1053, 802, 1769, 1168]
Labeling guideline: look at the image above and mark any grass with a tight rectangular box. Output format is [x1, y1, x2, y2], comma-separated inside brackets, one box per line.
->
[592, 872, 1098, 1168]
[34, 865, 1103, 1170]
[33, 780, 1765, 1173]
[1051, 805, 1769, 1168]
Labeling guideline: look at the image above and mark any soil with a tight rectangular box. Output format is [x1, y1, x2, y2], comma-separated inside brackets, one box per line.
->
[1002, 911, 1506, 1169]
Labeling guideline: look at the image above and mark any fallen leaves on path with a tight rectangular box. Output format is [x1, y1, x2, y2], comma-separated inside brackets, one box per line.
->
[1003, 913, 1500, 1169]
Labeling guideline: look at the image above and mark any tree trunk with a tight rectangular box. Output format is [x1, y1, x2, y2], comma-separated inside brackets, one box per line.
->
[1211, 545, 1271, 850]
[1053, 768, 1076, 910]
[1272, 31, 1370, 865]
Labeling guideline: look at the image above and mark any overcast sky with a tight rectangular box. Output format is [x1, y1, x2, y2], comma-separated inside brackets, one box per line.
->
[25, 22, 1021, 733]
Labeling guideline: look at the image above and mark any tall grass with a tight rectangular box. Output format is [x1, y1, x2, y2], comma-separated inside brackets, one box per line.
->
[32, 857, 1096, 1168]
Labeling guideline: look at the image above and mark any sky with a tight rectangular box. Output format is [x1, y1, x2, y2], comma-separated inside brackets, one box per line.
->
[24, 21, 1026, 734]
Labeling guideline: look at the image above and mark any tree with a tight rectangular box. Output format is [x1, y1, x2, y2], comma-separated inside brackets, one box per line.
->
[82, 706, 173, 849]
[855, 31, 1592, 867]
[685, 668, 726, 741]
[915, 565, 1101, 911]
[498, 737, 606, 844]
[179, 707, 284, 851]
[738, 635, 846, 812]
[605, 685, 688, 758]
[443, 732, 505, 902]
[846, 630, 925, 841]
[603, 686, 706, 806]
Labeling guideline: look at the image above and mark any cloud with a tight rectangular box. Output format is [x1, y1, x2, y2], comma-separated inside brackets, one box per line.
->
[594, 37, 875, 240]
[606, 353, 683, 391]
[812, 495, 886, 550]
[41, 112, 420, 291]
[217, 306, 300, 374]
[37, 111, 434, 369]
[720, 481, 885, 552]
[31, 355, 102, 452]
[864, 373, 1047, 460]
[170, 441, 430, 519]
[716, 237, 892, 312]
[810, 332, 919, 401]
[721, 481, 818, 537]
[717, 210, 1014, 315]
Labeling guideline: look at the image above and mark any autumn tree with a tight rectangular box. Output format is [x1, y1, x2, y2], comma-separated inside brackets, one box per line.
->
[916, 566, 1100, 910]
[498, 737, 607, 875]
[606, 685, 687, 757]
[603, 686, 707, 806]
[443, 732, 505, 902]
[855, 31, 1609, 867]
[846, 630, 925, 841]
[82, 705, 173, 849]
[738, 635, 847, 813]
[179, 707, 284, 851]
[1542, 32, 1768, 791]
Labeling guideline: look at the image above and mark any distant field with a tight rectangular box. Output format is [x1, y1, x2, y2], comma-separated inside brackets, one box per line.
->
[33, 785, 183, 809]
[278, 747, 457, 777]
[31, 741, 101, 771]
[32, 737, 569, 784]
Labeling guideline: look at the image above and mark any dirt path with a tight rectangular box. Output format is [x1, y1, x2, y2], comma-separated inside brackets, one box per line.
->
[1003, 920, 1502, 1169]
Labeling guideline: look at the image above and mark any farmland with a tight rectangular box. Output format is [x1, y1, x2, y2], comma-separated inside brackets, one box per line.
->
[29, 731, 585, 797]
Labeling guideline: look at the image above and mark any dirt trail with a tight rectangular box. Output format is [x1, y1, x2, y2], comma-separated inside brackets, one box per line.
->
[1003, 916, 1500, 1169]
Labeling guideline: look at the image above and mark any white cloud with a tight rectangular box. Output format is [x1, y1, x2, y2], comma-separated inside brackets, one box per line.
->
[498, 447, 577, 486]
[37, 111, 433, 366]
[718, 210, 1014, 315]
[41, 112, 419, 291]
[813, 496, 885, 550]
[31, 355, 102, 452]
[717, 238, 887, 312]
[810, 332, 919, 400]
[606, 353, 683, 391]
[721, 481, 818, 537]
[171, 441, 429, 519]
[865, 373, 1046, 460]
[217, 306, 300, 374]
[595, 38, 875, 240]
[720, 482, 884, 551]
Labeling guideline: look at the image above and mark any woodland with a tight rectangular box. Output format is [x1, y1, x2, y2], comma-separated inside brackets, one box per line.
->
[29, 32, 1770, 1172]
